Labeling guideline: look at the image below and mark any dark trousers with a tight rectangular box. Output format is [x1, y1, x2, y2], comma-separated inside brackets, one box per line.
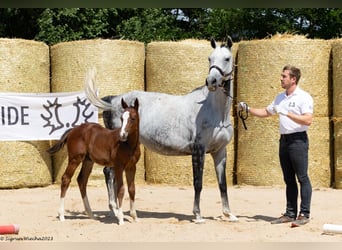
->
[279, 131, 312, 218]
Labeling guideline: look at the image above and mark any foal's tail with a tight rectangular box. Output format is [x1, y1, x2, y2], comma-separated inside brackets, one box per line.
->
[47, 129, 72, 154]
[85, 68, 113, 111]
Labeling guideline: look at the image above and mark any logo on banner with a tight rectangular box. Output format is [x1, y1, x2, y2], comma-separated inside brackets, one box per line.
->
[41, 97, 95, 135]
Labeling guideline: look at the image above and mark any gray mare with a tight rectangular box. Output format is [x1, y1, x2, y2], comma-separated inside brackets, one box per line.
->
[85, 37, 238, 223]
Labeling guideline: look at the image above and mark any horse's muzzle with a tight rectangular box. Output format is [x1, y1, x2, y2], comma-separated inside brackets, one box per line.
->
[205, 78, 217, 92]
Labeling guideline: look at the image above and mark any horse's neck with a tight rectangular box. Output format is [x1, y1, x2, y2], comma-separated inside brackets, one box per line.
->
[126, 129, 140, 149]
[206, 87, 232, 121]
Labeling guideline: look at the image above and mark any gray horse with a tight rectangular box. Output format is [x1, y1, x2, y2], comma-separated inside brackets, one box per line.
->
[85, 37, 238, 223]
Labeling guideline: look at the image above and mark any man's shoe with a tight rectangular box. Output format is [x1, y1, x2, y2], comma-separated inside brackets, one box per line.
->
[291, 214, 310, 227]
[270, 214, 295, 224]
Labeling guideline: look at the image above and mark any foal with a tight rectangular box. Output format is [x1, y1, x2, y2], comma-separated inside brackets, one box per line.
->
[48, 98, 140, 225]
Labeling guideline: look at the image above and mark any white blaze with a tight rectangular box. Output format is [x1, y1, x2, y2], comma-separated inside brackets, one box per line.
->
[120, 111, 129, 140]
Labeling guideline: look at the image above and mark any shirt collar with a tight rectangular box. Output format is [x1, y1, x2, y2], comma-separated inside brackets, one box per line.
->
[284, 86, 301, 98]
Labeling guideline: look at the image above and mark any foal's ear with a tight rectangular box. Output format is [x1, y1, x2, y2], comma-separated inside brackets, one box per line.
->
[121, 98, 128, 109]
[133, 98, 139, 111]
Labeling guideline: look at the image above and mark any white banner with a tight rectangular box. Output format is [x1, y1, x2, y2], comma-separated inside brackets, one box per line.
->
[0, 91, 98, 141]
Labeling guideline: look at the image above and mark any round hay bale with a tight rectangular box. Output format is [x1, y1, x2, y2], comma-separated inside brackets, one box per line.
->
[145, 39, 237, 186]
[236, 116, 331, 187]
[332, 40, 342, 117]
[50, 39, 145, 186]
[236, 36, 331, 117]
[0, 38, 52, 188]
[333, 118, 342, 189]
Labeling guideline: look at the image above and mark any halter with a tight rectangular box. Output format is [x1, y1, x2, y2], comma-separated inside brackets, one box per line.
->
[209, 64, 248, 130]
[208, 64, 234, 98]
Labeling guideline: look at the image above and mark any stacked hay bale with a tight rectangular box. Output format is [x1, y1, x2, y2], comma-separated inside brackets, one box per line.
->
[332, 40, 342, 189]
[50, 39, 145, 186]
[145, 39, 238, 186]
[0, 39, 52, 188]
[236, 35, 331, 187]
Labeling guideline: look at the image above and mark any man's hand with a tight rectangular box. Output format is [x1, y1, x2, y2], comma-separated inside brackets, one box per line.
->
[238, 102, 249, 112]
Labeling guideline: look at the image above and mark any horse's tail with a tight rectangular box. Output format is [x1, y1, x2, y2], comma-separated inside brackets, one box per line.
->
[85, 68, 113, 111]
[47, 129, 72, 154]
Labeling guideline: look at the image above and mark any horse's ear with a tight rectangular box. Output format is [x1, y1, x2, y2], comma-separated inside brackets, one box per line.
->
[226, 35, 233, 49]
[210, 37, 216, 49]
[121, 98, 128, 109]
[133, 98, 139, 111]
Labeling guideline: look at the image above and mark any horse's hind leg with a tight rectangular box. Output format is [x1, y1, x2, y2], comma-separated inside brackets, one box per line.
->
[211, 148, 238, 222]
[77, 157, 95, 219]
[191, 142, 205, 223]
[59, 160, 80, 221]
[103, 166, 118, 217]
[125, 165, 138, 222]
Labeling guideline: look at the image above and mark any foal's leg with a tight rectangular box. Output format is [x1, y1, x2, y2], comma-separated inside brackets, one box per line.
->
[125, 165, 138, 222]
[103, 166, 118, 216]
[77, 157, 95, 219]
[211, 148, 238, 222]
[191, 142, 205, 223]
[114, 167, 125, 225]
[59, 159, 81, 221]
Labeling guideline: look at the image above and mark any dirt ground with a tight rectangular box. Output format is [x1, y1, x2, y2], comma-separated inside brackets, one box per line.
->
[1, 182, 342, 243]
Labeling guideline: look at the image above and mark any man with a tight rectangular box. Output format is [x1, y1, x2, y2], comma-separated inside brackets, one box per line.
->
[238, 65, 313, 226]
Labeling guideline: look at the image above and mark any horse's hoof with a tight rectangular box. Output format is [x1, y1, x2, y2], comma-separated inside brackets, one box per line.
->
[59, 216, 65, 222]
[118, 220, 125, 226]
[192, 218, 206, 224]
[227, 213, 239, 222]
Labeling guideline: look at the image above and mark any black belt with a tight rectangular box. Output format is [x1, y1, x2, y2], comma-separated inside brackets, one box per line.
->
[280, 131, 307, 140]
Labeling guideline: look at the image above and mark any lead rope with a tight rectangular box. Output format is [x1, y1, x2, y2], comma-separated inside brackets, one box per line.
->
[238, 102, 249, 130]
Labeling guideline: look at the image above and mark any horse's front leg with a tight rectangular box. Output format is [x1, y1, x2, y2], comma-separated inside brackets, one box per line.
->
[103, 167, 118, 216]
[125, 165, 138, 222]
[115, 167, 125, 225]
[192, 142, 205, 223]
[211, 148, 238, 222]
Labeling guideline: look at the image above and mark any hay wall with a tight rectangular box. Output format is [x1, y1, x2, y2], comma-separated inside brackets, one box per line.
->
[145, 39, 237, 186]
[332, 40, 342, 117]
[332, 40, 342, 188]
[50, 39, 145, 186]
[0, 39, 52, 188]
[236, 36, 331, 187]
[334, 118, 342, 189]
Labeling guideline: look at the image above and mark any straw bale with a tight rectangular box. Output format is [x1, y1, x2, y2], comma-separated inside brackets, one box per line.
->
[236, 37, 331, 117]
[145, 116, 235, 186]
[333, 118, 342, 189]
[146, 39, 238, 97]
[332, 40, 342, 117]
[50, 39, 145, 185]
[237, 116, 331, 187]
[145, 39, 237, 186]
[0, 39, 52, 188]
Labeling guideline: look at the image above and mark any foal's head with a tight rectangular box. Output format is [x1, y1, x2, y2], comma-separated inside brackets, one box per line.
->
[119, 98, 139, 142]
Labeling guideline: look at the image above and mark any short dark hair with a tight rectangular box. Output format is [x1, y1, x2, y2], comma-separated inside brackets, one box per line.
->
[283, 65, 301, 84]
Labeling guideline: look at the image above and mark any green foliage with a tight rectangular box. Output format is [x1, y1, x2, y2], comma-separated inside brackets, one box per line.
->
[0, 8, 342, 45]
[35, 8, 116, 45]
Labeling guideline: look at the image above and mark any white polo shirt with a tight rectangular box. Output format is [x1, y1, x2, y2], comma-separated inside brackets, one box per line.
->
[266, 87, 314, 135]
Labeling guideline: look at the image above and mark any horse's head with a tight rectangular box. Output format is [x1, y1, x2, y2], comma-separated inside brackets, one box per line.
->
[119, 98, 139, 142]
[206, 36, 234, 93]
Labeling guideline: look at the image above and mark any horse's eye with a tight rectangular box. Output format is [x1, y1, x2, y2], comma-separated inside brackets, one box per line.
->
[225, 57, 230, 62]
[208, 57, 211, 62]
